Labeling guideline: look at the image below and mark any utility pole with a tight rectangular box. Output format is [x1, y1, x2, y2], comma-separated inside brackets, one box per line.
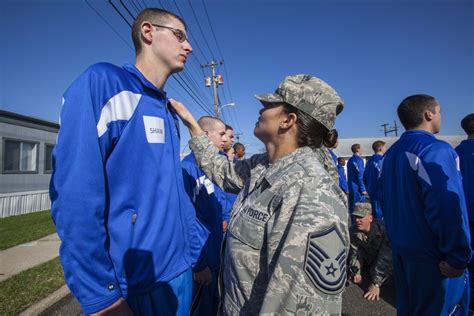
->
[380, 120, 399, 137]
[235, 132, 243, 143]
[201, 60, 224, 118]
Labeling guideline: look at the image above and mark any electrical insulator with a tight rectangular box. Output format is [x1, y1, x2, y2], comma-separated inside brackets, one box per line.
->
[204, 77, 211, 87]
[217, 74, 224, 85]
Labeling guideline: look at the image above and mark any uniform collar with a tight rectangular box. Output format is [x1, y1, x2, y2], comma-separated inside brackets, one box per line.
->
[123, 63, 167, 99]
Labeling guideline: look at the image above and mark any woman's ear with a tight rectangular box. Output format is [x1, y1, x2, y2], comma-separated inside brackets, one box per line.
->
[280, 112, 297, 129]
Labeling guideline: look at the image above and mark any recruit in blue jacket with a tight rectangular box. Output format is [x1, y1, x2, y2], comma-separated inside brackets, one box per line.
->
[380, 130, 471, 270]
[50, 63, 208, 314]
[337, 165, 349, 194]
[347, 154, 367, 212]
[363, 153, 384, 218]
[328, 148, 338, 165]
[456, 138, 474, 251]
[181, 152, 227, 273]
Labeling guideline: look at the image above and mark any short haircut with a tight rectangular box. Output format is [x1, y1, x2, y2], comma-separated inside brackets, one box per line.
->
[337, 157, 345, 164]
[397, 94, 437, 130]
[132, 8, 187, 55]
[225, 124, 233, 131]
[233, 143, 244, 151]
[197, 116, 224, 132]
[372, 140, 386, 153]
[351, 144, 360, 154]
[460, 113, 474, 135]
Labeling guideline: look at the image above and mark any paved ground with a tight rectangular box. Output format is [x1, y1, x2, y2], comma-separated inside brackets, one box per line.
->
[42, 282, 397, 315]
[0, 233, 60, 282]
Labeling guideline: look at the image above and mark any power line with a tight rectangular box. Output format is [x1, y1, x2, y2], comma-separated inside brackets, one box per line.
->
[108, 0, 133, 27]
[188, 0, 216, 60]
[173, 74, 213, 115]
[201, 0, 234, 102]
[126, 0, 141, 15]
[85, 0, 134, 50]
[118, 0, 136, 20]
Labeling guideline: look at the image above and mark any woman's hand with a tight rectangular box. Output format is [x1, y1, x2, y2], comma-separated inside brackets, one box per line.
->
[169, 99, 203, 137]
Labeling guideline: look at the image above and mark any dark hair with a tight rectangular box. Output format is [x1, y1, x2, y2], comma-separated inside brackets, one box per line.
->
[461, 113, 474, 135]
[132, 8, 187, 55]
[281, 103, 338, 150]
[233, 143, 244, 150]
[397, 94, 437, 130]
[337, 157, 345, 164]
[351, 144, 360, 154]
[372, 140, 386, 153]
[225, 124, 233, 131]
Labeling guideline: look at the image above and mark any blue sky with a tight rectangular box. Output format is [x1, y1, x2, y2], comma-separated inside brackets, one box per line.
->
[1, 0, 473, 154]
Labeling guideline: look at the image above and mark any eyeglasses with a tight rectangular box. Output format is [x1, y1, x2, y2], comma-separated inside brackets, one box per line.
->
[152, 24, 187, 43]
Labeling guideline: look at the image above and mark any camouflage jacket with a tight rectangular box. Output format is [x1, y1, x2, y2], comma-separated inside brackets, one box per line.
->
[189, 134, 349, 316]
[348, 220, 392, 286]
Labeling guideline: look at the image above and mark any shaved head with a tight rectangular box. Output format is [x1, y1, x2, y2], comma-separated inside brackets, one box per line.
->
[197, 116, 227, 149]
[198, 116, 225, 133]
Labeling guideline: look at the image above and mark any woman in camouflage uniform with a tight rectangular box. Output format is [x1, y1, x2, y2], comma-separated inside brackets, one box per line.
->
[170, 74, 349, 315]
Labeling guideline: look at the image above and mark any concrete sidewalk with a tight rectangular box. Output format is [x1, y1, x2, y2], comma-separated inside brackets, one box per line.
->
[0, 233, 60, 282]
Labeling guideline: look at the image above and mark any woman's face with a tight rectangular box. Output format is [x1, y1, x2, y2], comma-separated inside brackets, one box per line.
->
[253, 103, 286, 143]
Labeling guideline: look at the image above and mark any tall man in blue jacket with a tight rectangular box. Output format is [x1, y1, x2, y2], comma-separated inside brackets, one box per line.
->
[363, 141, 386, 218]
[50, 8, 205, 315]
[380, 94, 471, 315]
[348, 143, 368, 213]
[455, 113, 474, 310]
[182, 116, 229, 316]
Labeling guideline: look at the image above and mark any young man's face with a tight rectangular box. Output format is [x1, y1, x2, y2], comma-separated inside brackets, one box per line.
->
[235, 146, 245, 158]
[223, 129, 234, 151]
[338, 159, 345, 166]
[151, 17, 192, 74]
[431, 104, 442, 134]
[205, 121, 227, 150]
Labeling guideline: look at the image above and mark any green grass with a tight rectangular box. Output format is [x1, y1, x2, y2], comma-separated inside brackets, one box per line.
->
[0, 210, 56, 250]
[0, 257, 65, 315]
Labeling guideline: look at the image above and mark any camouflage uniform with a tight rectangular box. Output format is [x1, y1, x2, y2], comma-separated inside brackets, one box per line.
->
[348, 203, 392, 287]
[189, 74, 349, 315]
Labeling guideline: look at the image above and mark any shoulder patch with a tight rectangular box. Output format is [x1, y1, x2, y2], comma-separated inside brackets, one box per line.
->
[304, 224, 347, 295]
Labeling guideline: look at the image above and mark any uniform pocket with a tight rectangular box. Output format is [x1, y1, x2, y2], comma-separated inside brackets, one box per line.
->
[229, 206, 269, 250]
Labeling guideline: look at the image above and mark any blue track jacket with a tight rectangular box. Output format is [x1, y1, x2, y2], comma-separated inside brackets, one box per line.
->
[456, 139, 474, 251]
[380, 130, 471, 269]
[50, 63, 207, 314]
[328, 148, 338, 165]
[348, 154, 367, 212]
[337, 165, 349, 193]
[182, 153, 226, 272]
[363, 153, 383, 218]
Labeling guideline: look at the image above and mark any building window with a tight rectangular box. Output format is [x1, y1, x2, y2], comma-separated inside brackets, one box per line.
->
[3, 139, 38, 173]
[44, 144, 54, 173]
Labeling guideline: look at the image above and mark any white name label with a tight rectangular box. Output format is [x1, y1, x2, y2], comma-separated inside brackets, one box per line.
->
[143, 116, 165, 143]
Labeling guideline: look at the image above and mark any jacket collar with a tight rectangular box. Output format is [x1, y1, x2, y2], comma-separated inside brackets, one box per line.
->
[123, 63, 167, 99]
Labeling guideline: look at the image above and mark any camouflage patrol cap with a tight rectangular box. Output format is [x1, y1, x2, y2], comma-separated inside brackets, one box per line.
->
[352, 202, 372, 217]
[255, 74, 344, 130]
